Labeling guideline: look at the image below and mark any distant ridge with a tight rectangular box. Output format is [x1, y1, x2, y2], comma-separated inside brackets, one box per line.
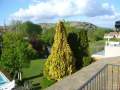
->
[0, 21, 111, 32]
[39, 21, 97, 30]
[69, 21, 97, 30]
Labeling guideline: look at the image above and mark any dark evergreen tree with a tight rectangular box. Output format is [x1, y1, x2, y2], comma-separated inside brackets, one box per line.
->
[79, 30, 91, 67]
[67, 30, 91, 70]
[67, 32, 82, 70]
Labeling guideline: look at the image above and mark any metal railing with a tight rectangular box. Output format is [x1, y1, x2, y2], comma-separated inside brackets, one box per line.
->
[79, 64, 120, 90]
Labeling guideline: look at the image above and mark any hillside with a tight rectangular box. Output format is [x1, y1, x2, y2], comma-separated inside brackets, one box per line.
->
[0, 21, 112, 32]
[39, 21, 97, 30]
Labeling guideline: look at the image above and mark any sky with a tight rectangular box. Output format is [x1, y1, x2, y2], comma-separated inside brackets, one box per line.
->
[0, 0, 120, 28]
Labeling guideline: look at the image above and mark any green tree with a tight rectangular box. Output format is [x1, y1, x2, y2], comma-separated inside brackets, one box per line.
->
[9, 21, 46, 58]
[79, 30, 91, 66]
[41, 27, 55, 46]
[0, 33, 2, 57]
[93, 29, 105, 41]
[44, 21, 75, 81]
[21, 21, 42, 39]
[88, 28, 106, 42]
[67, 32, 82, 69]
[9, 21, 42, 39]
[68, 30, 91, 69]
[1, 32, 36, 80]
[9, 20, 23, 32]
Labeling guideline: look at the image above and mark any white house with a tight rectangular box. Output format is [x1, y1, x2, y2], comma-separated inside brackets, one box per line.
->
[92, 32, 120, 59]
[104, 32, 120, 39]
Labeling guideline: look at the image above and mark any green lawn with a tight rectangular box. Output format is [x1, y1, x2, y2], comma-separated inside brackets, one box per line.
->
[89, 40, 105, 54]
[22, 59, 55, 90]
[21, 41, 105, 90]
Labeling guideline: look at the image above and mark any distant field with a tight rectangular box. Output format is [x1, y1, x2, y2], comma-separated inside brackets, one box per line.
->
[22, 59, 55, 90]
[89, 40, 105, 54]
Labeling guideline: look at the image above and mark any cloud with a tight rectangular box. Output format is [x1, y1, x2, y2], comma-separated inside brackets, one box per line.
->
[9, 0, 116, 22]
[83, 2, 115, 17]
[84, 11, 120, 28]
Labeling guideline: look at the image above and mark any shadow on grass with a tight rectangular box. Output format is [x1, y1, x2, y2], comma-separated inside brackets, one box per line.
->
[13, 83, 41, 90]
[23, 74, 55, 90]
[22, 74, 42, 90]
[23, 73, 43, 81]
[32, 83, 41, 90]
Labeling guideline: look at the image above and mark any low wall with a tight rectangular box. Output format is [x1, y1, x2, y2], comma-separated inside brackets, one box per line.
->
[46, 57, 120, 90]
[105, 46, 120, 57]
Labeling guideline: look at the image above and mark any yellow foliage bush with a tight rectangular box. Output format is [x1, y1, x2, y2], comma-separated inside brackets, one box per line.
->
[44, 21, 75, 81]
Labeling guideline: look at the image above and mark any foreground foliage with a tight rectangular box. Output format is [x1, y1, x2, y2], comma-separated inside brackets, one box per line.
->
[1, 32, 36, 80]
[44, 21, 75, 81]
[22, 59, 55, 89]
[9, 21, 42, 39]
[68, 30, 91, 70]
[79, 30, 91, 66]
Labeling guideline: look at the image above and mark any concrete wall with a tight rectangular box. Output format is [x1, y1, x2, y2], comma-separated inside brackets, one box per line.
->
[105, 46, 120, 57]
[46, 57, 120, 90]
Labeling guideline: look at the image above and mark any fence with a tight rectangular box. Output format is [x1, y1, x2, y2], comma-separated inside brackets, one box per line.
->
[79, 64, 120, 90]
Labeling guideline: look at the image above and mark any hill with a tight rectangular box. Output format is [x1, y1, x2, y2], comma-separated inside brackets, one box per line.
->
[39, 21, 97, 30]
[0, 21, 112, 32]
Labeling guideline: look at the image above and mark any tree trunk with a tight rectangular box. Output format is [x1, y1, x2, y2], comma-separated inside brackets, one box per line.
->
[18, 72, 22, 81]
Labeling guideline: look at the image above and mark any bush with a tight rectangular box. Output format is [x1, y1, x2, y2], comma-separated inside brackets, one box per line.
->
[41, 27, 55, 46]
[44, 21, 75, 81]
[88, 28, 106, 42]
[83, 56, 91, 67]
[68, 29, 91, 69]
[1, 32, 36, 80]
[79, 30, 91, 67]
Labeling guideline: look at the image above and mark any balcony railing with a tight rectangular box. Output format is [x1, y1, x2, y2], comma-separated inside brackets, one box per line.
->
[46, 57, 120, 90]
[79, 64, 120, 90]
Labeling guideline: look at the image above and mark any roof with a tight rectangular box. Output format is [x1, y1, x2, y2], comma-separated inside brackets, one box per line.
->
[104, 32, 120, 37]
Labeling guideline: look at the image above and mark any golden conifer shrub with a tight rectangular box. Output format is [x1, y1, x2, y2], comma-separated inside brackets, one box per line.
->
[44, 21, 76, 81]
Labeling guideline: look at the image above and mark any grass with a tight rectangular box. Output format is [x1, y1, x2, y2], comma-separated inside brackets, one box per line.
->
[110, 38, 120, 42]
[23, 59, 44, 78]
[21, 40, 105, 89]
[22, 59, 55, 90]
[89, 40, 105, 54]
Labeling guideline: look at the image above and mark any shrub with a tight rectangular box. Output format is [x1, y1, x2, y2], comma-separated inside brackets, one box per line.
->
[1, 32, 36, 80]
[68, 29, 91, 69]
[44, 21, 75, 81]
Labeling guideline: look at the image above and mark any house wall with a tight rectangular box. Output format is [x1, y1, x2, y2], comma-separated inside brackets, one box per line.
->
[105, 46, 120, 57]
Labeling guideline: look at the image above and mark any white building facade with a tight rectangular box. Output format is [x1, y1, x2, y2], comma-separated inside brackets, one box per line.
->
[92, 32, 120, 59]
[105, 41, 120, 57]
